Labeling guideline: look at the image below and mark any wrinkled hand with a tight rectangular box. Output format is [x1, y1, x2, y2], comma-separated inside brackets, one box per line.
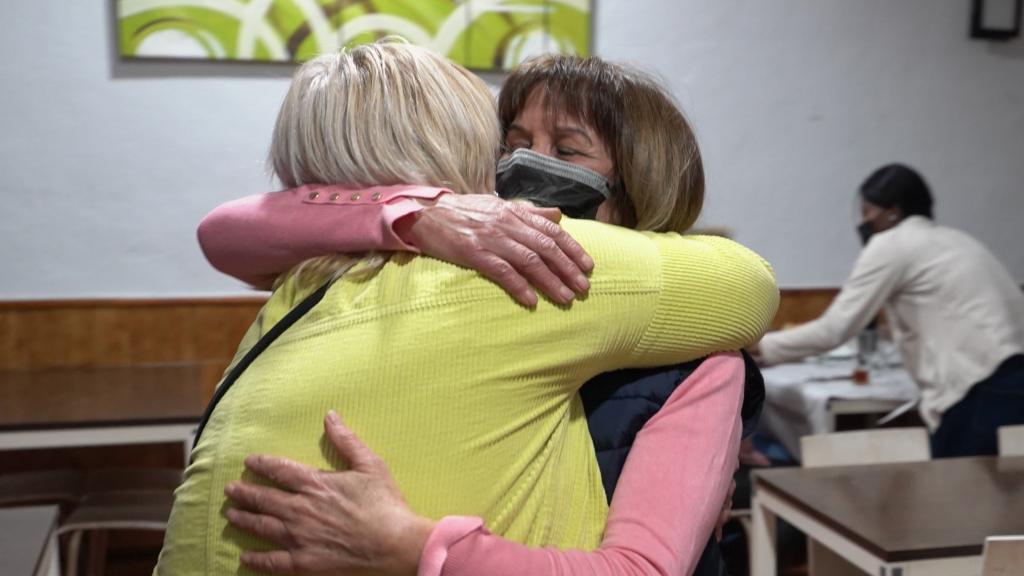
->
[395, 193, 594, 307]
[224, 411, 434, 576]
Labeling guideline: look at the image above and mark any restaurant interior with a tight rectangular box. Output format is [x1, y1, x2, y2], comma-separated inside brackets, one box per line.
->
[2, 1, 1023, 575]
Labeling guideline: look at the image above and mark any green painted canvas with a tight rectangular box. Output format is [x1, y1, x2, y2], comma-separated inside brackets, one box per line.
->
[117, 0, 592, 71]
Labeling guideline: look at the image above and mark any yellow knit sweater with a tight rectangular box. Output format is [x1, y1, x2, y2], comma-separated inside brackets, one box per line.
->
[156, 219, 778, 575]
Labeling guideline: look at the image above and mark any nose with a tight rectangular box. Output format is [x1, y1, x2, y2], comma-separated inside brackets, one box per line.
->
[529, 142, 553, 158]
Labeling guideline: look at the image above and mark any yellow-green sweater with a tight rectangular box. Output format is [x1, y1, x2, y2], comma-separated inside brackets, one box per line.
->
[156, 219, 778, 575]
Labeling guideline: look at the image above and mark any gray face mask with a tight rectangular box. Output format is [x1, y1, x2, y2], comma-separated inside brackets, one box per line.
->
[495, 149, 611, 219]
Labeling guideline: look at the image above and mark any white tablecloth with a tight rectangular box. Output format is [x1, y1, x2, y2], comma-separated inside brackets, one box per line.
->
[759, 358, 919, 460]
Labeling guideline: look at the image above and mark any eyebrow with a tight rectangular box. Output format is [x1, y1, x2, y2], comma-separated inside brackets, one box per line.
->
[507, 123, 595, 147]
[553, 126, 594, 146]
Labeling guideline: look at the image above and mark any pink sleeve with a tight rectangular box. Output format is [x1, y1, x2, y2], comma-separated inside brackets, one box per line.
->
[197, 184, 451, 289]
[418, 353, 745, 576]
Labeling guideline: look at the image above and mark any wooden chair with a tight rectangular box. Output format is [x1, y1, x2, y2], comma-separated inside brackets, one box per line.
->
[60, 468, 182, 576]
[0, 469, 84, 509]
[800, 428, 931, 469]
[0, 468, 182, 576]
[799, 428, 931, 576]
[982, 535, 1024, 576]
[997, 425, 1024, 457]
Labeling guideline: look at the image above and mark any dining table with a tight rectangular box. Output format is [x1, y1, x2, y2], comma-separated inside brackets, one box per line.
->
[759, 344, 919, 460]
[751, 455, 1024, 576]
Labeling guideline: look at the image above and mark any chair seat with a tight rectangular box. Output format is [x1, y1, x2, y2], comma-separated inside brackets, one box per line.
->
[0, 469, 84, 508]
[81, 468, 183, 496]
[58, 492, 175, 533]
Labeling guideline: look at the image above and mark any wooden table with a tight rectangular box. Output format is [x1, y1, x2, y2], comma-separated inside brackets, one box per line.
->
[751, 456, 1024, 576]
[0, 364, 206, 464]
[0, 505, 61, 576]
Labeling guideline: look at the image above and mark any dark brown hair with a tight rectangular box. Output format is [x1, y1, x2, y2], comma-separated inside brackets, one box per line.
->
[499, 55, 704, 233]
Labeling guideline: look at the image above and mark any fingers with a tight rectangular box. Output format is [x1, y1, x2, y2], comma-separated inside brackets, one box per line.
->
[514, 204, 594, 273]
[243, 454, 318, 493]
[225, 508, 292, 547]
[497, 209, 591, 297]
[239, 550, 298, 574]
[469, 255, 538, 308]
[224, 481, 295, 520]
[524, 205, 563, 223]
[324, 411, 386, 474]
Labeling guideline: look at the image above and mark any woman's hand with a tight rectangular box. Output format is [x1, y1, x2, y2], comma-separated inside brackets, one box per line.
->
[394, 194, 594, 307]
[224, 411, 435, 576]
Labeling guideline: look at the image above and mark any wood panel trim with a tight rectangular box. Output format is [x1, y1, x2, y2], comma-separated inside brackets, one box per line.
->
[0, 296, 269, 311]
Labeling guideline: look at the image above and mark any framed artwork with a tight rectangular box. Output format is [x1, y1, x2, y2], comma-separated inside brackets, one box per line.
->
[117, 0, 593, 71]
[970, 0, 1022, 40]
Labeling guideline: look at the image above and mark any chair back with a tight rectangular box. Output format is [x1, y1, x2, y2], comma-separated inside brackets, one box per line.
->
[982, 535, 1024, 576]
[800, 428, 930, 468]
[997, 425, 1024, 457]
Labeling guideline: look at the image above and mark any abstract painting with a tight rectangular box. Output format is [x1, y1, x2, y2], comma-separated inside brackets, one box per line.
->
[117, 0, 592, 71]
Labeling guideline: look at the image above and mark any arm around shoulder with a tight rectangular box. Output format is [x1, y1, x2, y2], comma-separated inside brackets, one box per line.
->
[632, 234, 779, 364]
[197, 185, 443, 289]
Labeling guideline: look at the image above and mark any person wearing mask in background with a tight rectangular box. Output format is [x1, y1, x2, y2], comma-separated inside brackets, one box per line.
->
[755, 163, 1024, 457]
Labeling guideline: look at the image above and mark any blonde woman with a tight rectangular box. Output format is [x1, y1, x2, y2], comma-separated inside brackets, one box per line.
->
[158, 44, 778, 575]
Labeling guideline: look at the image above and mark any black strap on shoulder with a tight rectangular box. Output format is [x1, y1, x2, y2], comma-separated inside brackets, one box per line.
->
[191, 280, 333, 458]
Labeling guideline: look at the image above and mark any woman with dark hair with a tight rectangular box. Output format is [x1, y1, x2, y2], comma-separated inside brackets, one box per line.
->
[757, 163, 1024, 457]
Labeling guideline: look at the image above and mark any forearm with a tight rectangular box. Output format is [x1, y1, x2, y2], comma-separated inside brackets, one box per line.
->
[422, 354, 746, 576]
[759, 243, 901, 364]
[197, 185, 447, 288]
[635, 233, 780, 363]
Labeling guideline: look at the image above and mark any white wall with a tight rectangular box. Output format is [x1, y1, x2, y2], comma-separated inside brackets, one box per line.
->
[1, 0, 1022, 299]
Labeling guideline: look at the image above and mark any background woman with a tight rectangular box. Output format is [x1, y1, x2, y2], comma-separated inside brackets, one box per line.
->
[756, 163, 1024, 457]
[158, 44, 777, 575]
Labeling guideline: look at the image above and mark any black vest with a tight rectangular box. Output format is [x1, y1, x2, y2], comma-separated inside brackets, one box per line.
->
[581, 351, 765, 576]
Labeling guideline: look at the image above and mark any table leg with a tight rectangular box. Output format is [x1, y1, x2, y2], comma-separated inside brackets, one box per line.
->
[38, 531, 61, 576]
[751, 494, 778, 576]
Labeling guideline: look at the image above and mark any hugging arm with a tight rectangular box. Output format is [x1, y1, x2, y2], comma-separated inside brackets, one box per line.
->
[225, 353, 745, 576]
[197, 185, 593, 306]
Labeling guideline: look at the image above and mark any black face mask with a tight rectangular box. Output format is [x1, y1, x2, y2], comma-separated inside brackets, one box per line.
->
[495, 149, 611, 219]
[856, 219, 876, 245]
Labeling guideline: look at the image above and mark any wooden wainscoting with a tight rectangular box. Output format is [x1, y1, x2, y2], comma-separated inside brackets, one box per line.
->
[773, 288, 838, 330]
[0, 297, 267, 399]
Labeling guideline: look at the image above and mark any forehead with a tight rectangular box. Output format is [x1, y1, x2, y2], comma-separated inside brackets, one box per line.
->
[861, 197, 885, 213]
[513, 88, 590, 129]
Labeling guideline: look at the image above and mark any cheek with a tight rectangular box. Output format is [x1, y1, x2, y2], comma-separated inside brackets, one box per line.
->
[594, 155, 616, 182]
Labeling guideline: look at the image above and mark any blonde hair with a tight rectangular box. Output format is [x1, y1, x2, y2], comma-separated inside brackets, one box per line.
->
[269, 40, 500, 287]
[499, 55, 703, 233]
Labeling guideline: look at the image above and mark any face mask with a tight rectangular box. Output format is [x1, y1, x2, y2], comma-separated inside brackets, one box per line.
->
[496, 149, 611, 219]
[856, 219, 876, 245]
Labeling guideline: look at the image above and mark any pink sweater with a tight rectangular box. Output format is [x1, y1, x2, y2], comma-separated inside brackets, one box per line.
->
[198, 184, 447, 289]
[198, 185, 744, 575]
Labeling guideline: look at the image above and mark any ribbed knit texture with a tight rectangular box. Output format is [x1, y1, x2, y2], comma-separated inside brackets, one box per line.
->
[155, 219, 778, 576]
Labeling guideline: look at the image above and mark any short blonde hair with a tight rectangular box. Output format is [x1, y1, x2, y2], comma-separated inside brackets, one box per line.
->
[272, 40, 500, 195]
[269, 41, 500, 287]
[500, 55, 703, 234]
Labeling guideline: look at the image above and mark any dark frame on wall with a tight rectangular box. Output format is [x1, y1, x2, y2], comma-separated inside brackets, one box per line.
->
[970, 0, 1022, 40]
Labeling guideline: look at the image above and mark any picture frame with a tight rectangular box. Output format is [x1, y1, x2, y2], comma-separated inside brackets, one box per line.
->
[970, 0, 1022, 40]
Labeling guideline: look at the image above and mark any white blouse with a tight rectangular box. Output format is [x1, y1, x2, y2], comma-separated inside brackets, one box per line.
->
[760, 216, 1024, 429]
